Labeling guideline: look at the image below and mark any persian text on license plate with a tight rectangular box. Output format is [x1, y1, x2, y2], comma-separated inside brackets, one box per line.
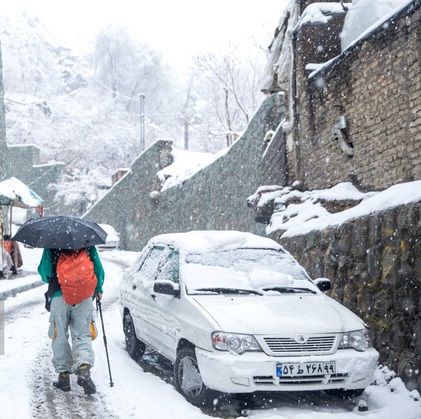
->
[276, 361, 336, 377]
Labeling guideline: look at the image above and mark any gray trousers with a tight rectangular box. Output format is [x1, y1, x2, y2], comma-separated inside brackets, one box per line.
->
[48, 295, 97, 373]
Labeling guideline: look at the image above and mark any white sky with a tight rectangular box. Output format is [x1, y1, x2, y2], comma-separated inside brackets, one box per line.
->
[14, 0, 290, 69]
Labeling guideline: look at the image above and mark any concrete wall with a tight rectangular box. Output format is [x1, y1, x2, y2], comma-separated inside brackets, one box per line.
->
[3, 145, 64, 214]
[84, 139, 174, 250]
[5, 145, 41, 182]
[84, 94, 285, 251]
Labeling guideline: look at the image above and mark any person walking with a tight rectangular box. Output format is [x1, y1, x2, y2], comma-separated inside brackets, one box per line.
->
[38, 245, 105, 395]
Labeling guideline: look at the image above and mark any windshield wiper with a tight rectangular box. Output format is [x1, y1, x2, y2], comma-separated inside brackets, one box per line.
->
[193, 287, 263, 295]
[262, 287, 317, 294]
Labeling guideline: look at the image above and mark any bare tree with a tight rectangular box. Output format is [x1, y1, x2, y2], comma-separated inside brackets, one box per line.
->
[188, 45, 264, 150]
[93, 25, 183, 142]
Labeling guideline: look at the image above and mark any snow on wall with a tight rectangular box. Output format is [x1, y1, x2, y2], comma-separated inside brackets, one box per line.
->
[341, 0, 412, 50]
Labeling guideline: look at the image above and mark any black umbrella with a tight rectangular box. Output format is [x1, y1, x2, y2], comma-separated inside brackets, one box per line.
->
[12, 216, 107, 250]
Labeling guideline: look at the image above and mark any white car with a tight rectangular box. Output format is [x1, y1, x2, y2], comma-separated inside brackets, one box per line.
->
[120, 230, 379, 407]
[97, 224, 120, 250]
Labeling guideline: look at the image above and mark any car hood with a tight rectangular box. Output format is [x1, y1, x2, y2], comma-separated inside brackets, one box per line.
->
[191, 293, 364, 334]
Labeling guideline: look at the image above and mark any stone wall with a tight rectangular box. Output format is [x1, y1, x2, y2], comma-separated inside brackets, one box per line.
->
[291, 1, 421, 191]
[270, 203, 421, 391]
[84, 94, 285, 251]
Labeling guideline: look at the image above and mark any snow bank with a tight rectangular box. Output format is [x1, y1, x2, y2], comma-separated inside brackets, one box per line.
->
[266, 181, 421, 238]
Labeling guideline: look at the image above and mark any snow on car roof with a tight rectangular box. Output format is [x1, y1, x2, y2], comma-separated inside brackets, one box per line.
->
[150, 230, 283, 253]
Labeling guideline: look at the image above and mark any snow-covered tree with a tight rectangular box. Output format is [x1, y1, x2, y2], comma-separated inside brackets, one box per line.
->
[1, 13, 269, 214]
[183, 45, 265, 151]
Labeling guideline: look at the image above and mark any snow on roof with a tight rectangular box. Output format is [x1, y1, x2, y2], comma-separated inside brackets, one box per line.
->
[150, 230, 283, 254]
[308, 0, 415, 79]
[340, 0, 412, 51]
[33, 162, 65, 168]
[6, 143, 40, 149]
[296, 2, 346, 28]
[0, 177, 44, 208]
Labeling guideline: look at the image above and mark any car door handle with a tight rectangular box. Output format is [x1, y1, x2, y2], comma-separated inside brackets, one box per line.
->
[151, 294, 156, 300]
[132, 284, 137, 290]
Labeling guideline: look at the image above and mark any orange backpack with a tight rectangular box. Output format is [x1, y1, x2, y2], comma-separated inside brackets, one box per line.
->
[57, 249, 97, 305]
[3, 240, 12, 254]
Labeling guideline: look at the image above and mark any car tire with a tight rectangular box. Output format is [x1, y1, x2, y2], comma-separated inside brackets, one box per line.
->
[325, 388, 364, 399]
[123, 312, 145, 360]
[174, 347, 218, 407]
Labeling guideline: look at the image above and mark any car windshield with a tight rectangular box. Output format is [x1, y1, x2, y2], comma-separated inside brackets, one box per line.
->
[183, 248, 313, 295]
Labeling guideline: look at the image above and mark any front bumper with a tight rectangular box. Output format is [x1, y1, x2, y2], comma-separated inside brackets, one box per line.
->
[196, 347, 379, 393]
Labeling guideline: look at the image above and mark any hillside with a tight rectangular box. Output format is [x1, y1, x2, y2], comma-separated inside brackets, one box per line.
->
[2, 14, 130, 160]
[0, 8, 187, 209]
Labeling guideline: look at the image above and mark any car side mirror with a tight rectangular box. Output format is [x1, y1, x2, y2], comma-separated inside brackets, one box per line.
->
[314, 278, 331, 292]
[153, 280, 180, 298]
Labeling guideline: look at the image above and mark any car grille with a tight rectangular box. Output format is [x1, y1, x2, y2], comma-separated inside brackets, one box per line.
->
[253, 373, 348, 386]
[261, 335, 337, 356]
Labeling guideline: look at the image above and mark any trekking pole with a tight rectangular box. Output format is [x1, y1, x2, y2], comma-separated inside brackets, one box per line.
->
[96, 299, 114, 387]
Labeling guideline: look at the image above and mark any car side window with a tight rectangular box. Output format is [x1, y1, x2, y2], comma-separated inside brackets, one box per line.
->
[156, 250, 179, 283]
[138, 246, 165, 287]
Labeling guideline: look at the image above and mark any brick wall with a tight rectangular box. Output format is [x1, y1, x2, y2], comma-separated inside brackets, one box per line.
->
[292, 1, 421, 191]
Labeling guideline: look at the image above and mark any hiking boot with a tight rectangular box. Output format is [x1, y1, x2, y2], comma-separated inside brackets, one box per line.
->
[53, 371, 71, 392]
[77, 364, 96, 395]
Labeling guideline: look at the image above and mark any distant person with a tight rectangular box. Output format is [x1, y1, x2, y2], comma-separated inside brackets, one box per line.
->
[3, 234, 23, 275]
[38, 246, 105, 395]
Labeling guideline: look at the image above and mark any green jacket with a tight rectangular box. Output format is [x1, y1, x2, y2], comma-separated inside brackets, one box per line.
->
[38, 246, 105, 299]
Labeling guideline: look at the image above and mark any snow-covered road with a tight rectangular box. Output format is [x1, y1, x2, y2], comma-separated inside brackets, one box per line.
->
[0, 247, 420, 419]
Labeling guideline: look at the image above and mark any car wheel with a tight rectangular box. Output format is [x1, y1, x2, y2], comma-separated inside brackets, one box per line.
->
[174, 347, 218, 407]
[123, 312, 145, 360]
[325, 388, 364, 399]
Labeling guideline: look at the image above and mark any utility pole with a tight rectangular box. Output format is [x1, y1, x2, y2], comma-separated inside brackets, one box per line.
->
[0, 41, 7, 180]
[139, 93, 145, 151]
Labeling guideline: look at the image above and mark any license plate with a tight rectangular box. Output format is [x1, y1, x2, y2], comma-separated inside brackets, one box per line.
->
[276, 361, 336, 377]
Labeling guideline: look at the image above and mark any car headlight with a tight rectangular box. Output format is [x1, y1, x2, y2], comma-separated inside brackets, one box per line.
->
[212, 331, 262, 354]
[339, 329, 372, 352]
